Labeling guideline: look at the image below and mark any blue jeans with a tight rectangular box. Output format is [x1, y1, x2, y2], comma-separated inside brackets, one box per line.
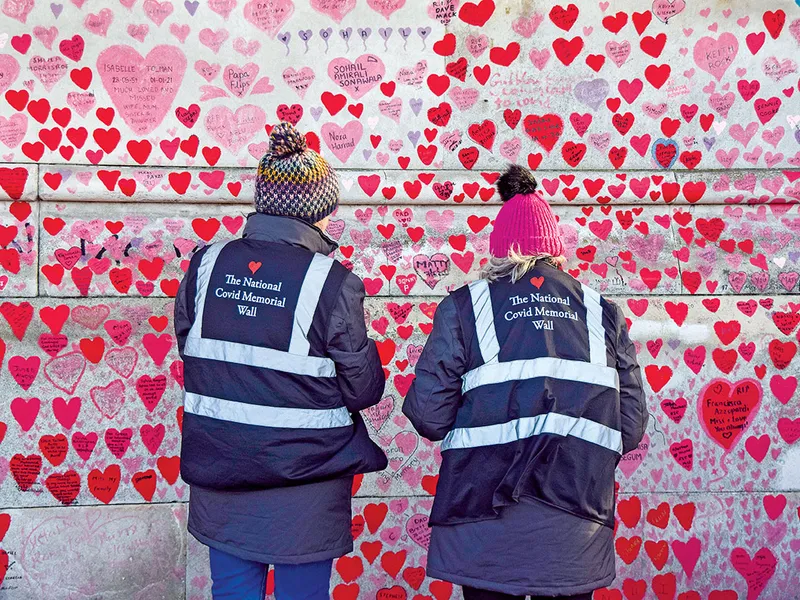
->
[209, 547, 333, 600]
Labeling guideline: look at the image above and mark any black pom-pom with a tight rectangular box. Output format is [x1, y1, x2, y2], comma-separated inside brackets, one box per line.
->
[496, 164, 538, 201]
[269, 121, 308, 158]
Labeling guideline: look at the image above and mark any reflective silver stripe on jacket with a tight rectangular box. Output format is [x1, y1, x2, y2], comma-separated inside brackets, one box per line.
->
[441, 412, 622, 453]
[469, 280, 500, 364]
[451, 280, 621, 452]
[185, 336, 336, 377]
[461, 280, 618, 393]
[581, 284, 607, 365]
[184, 241, 337, 377]
[462, 356, 619, 393]
[184, 392, 352, 429]
[290, 253, 334, 355]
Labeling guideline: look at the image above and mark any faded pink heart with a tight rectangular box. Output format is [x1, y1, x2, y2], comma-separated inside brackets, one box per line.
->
[204, 104, 266, 152]
[320, 120, 363, 162]
[97, 44, 187, 135]
[243, 0, 294, 38]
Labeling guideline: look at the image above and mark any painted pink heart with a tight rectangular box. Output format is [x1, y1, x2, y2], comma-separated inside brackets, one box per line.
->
[729, 122, 759, 146]
[448, 86, 479, 111]
[652, 0, 684, 23]
[0, 54, 21, 95]
[66, 91, 96, 117]
[243, 0, 294, 38]
[2, 0, 35, 23]
[198, 28, 229, 53]
[232, 37, 261, 57]
[364, 396, 394, 432]
[320, 120, 363, 162]
[396, 60, 427, 87]
[170, 23, 191, 43]
[465, 33, 489, 58]
[512, 13, 543, 38]
[127, 24, 149, 42]
[71, 304, 110, 329]
[0, 113, 27, 148]
[761, 57, 797, 82]
[527, 48, 552, 71]
[406, 513, 431, 549]
[32, 25, 57, 50]
[730, 548, 777, 600]
[499, 137, 521, 162]
[378, 98, 402, 122]
[223, 63, 259, 98]
[43, 352, 86, 395]
[208, 0, 237, 18]
[790, 18, 800, 45]
[105, 347, 138, 379]
[693, 33, 738, 81]
[394, 431, 418, 456]
[84, 8, 113, 36]
[10, 396, 40, 431]
[413, 253, 450, 290]
[618, 433, 649, 477]
[367, 0, 405, 19]
[709, 92, 734, 118]
[97, 44, 187, 135]
[282, 66, 315, 99]
[90, 379, 126, 419]
[248, 142, 269, 159]
[310, 0, 356, 23]
[204, 104, 266, 152]
[143, 0, 173, 25]
[605, 41, 631, 68]
[195, 60, 221, 82]
[328, 54, 385, 100]
[28, 55, 68, 91]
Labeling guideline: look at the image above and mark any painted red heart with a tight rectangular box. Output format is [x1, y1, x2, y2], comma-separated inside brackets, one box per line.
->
[698, 378, 762, 451]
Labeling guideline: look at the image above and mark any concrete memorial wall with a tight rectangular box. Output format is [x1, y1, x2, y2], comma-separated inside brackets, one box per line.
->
[0, 0, 799, 598]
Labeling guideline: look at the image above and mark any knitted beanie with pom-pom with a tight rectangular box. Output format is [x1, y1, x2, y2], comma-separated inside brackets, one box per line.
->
[254, 122, 340, 224]
[489, 164, 565, 259]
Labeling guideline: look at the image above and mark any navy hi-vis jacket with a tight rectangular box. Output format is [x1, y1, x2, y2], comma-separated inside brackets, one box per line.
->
[176, 213, 387, 491]
[403, 262, 647, 527]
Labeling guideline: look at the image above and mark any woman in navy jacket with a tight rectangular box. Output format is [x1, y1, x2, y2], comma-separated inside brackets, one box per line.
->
[403, 165, 648, 600]
[175, 123, 387, 600]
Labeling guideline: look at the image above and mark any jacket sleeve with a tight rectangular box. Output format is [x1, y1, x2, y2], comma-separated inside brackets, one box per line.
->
[174, 271, 191, 359]
[613, 302, 649, 454]
[326, 272, 386, 413]
[402, 295, 467, 441]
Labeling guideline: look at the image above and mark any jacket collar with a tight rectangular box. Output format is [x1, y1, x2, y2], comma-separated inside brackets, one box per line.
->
[242, 213, 338, 255]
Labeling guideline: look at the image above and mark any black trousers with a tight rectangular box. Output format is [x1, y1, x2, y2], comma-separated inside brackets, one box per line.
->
[463, 587, 593, 600]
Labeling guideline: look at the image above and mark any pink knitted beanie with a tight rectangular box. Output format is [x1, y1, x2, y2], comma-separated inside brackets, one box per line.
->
[489, 165, 564, 259]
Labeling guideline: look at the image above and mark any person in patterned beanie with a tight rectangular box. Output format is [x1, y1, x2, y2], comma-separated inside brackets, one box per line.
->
[175, 120, 387, 599]
[254, 121, 340, 228]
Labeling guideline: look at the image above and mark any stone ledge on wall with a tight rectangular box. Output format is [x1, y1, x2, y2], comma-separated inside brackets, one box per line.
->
[32, 201, 800, 297]
[29, 165, 800, 205]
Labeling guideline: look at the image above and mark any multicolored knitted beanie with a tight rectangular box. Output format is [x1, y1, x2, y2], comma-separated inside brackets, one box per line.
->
[254, 122, 339, 224]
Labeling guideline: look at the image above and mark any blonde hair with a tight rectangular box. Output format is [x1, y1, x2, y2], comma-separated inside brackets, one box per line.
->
[480, 248, 565, 284]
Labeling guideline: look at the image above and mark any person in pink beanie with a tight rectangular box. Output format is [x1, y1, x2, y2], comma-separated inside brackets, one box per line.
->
[403, 164, 648, 600]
